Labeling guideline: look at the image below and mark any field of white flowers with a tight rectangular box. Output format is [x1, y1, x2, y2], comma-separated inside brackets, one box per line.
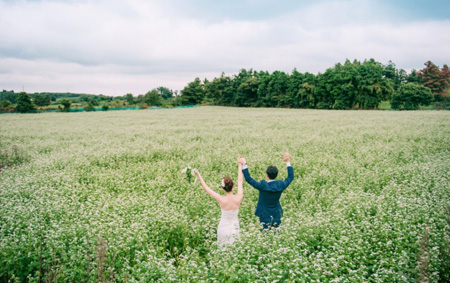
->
[1, 107, 449, 282]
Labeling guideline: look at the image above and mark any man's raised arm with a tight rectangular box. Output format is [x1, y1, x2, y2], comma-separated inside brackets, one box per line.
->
[240, 156, 264, 190]
[283, 152, 294, 187]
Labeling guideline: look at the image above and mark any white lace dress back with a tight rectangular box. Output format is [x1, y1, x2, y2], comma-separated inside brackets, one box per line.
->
[217, 209, 240, 246]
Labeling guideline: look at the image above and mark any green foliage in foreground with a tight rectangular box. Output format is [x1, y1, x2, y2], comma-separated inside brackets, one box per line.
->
[0, 143, 30, 170]
[0, 107, 450, 282]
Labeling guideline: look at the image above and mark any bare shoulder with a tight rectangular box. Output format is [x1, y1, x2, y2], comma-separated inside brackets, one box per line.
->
[233, 194, 243, 205]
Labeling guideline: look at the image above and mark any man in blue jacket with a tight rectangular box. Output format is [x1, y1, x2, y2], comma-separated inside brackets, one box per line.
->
[239, 153, 294, 229]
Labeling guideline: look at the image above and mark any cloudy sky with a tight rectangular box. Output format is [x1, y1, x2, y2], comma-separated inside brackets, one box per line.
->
[1, 0, 449, 96]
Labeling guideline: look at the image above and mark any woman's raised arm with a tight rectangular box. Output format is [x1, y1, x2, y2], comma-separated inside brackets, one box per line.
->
[236, 156, 244, 203]
[193, 169, 222, 203]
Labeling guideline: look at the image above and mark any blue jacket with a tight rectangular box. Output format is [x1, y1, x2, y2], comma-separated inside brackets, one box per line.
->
[243, 166, 294, 222]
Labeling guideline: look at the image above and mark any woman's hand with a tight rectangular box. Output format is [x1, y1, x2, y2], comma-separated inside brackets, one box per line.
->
[193, 168, 200, 175]
[237, 156, 246, 165]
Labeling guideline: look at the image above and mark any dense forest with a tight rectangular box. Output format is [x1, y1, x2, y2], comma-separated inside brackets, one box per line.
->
[1, 59, 449, 113]
[180, 59, 450, 110]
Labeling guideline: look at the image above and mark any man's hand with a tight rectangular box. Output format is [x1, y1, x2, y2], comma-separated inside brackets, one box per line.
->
[238, 156, 246, 165]
[283, 152, 290, 162]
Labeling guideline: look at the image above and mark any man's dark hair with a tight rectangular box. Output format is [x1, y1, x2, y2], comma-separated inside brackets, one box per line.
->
[266, 166, 278, 180]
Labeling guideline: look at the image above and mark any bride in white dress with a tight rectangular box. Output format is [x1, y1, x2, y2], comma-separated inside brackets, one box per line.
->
[193, 157, 244, 246]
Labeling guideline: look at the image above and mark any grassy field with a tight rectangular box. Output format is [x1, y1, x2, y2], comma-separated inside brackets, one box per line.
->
[1, 107, 450, 282]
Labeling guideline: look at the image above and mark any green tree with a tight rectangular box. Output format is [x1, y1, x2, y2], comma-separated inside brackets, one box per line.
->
[267, 71, 289, 107]
[33, 93, 51, 107]
[204, 72, 233, 105]
[80, 94, 90, 102]
[232, 69, 254, 106]
[237, 76, 261, 107]
[331, 60, 359, 109]
[215, 74, 236, 106]
[156, 87, 173, 100]
[407, 69, 421, 84]
[61, 99, 71, 112]
[383, 61, 407, 91]
[143, 90, 163, 106]
[391, 83, 433, 110]
[181, 78, 205, 105]
[0, 90, 18, 104]
[297, 73, 317, 108]
[124, 93, 135, 105]
[315, 60, 360, 109]
[383, 61, 396, 81]
[0, 100, 13, 111]
[285, 69, 305, 108]
[255, 71, 272, 107]
[88, 97, 99, 106]
[356, 59, 394, 109]
[84, 102, 95, 111]
[315, 68, 336, 109]
[97, 94, 111, 102]
[15, 92, 35, 113]
[136, 94, 144, 104]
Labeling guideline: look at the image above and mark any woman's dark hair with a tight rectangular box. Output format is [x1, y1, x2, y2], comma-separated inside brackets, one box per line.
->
[266, 166, 278, 180]
[222, 177, 234, 192]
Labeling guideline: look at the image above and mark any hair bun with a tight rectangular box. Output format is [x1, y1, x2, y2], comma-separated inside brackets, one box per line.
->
[222, 177, 234, 192]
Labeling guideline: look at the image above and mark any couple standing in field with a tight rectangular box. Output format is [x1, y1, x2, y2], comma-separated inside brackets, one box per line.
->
[193, 153, 294, 246]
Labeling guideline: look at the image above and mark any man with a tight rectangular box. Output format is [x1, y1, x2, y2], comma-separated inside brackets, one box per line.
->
[239, 153, 294, 229]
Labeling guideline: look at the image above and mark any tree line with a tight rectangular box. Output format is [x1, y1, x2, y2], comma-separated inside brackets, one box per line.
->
[179, 59, 450, 110]
[0, 87, 179, 113]
[0, 92, 114, 113]
[2, 59, 449, 113]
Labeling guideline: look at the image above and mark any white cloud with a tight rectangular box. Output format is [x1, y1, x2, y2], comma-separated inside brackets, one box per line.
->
[0, 0, 449, 95]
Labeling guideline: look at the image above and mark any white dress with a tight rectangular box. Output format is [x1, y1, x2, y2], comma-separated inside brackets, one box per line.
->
[217, 209, 240, 246]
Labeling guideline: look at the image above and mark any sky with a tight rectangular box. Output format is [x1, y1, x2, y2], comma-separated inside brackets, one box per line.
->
[1, 0, 449, 96]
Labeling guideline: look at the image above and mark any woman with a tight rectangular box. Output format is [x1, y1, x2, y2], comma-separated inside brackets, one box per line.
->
[193, 157, 244, 246]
